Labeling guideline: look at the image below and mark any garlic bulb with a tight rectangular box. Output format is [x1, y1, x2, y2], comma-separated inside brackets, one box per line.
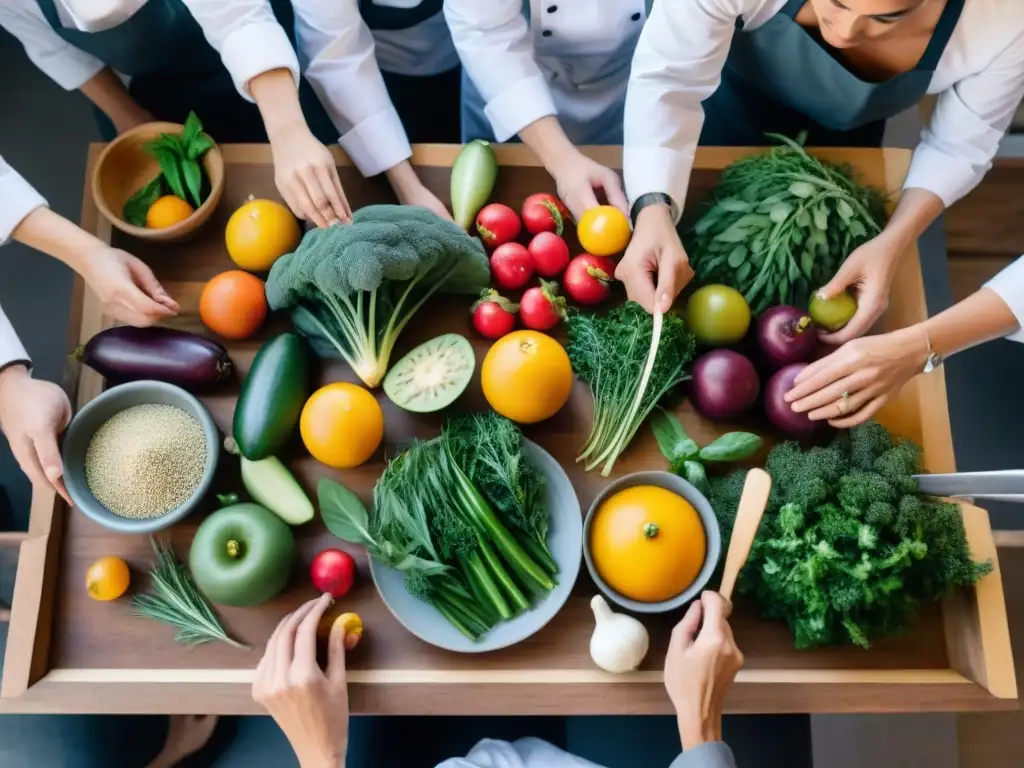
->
[589, 594, 650, 673]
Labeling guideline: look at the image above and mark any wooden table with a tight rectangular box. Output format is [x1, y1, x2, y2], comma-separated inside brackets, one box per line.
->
[1, 144, 1019, 715]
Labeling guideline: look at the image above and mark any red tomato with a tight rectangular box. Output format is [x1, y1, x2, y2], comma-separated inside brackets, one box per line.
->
[476, 203, 521, 248]
[471, 290, 518, 339]
[521, 193, 569, 236]
[490, 242, 534, 290]
[310, 548, 356, 597]
[520, 280, 566, 331]
[564, 254, 616, 305]
[527, 232, 570, 278]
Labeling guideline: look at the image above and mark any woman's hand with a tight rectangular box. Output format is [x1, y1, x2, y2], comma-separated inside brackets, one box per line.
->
[81, 247, 179, 326]
[269, 127, 352, 229]
[548, 149, 629, 221]
[0, 366, 72, 505]
[615, 204, 694, 313]
[253, 594, 359, 768]
[817, 233, 902, 344]
[146, 715, 219, 768]
[664, 591, 743, 751]
[386, 162, 453, 221]
[786, 325, 930, 428]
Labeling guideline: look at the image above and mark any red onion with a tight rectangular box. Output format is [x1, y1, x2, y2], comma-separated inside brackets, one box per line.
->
[690, 350, 760, 421]
[756, 306, 818, 369]
[764, 364, 819, 438]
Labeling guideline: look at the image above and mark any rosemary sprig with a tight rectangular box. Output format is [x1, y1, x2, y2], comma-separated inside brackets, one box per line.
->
[132, 538, 250, 650]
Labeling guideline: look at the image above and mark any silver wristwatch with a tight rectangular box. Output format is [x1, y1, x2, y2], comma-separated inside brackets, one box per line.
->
[922, 332, 943, 374]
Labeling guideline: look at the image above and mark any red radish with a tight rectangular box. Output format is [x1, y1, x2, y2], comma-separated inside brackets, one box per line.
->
[519, 280, 566, 331]
[310, 548, 356, 598]
[471, 290, 517, 339]
[563, 253, 615, 305]
[756, 306, 818, 369]
[521, 193, 569, 235]
[528, 232, 570, 277]
[476, 203, 521, 248]
[490, 242, 534, 290]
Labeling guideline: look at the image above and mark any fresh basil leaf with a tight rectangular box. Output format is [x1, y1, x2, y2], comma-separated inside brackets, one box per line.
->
[699, 432, 764, 463]
[151, 146, 187, 201]
[318, 478, 375, 547]
[122, 175, 166, 226]
[145, 134, 185, 158]
[650, 409, 699, 462]
[186, 134, 215, 161]
[682, 460, 710, 496]
[181, 111, 202, 150]
[182, 158, 203, 208]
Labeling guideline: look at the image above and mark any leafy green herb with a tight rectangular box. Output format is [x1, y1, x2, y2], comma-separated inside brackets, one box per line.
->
[181, 111, 202, 151]
[698, 432, 764, 463]
[681, 460, 710, 496]
[650, 409, 762, 493]
[182, 157, 203, 208]
[151, 145, 187, 201]
[186, 133, 215, 161]
[709, 422, 992, 649]
[127, 111, 214, 222]
[122, 175, 167, 226]
[132, 538, 249, 649]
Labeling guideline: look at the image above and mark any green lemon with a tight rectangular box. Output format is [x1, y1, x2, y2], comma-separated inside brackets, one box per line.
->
[685, 285, 752, 347]
[809, 290, 858, 332]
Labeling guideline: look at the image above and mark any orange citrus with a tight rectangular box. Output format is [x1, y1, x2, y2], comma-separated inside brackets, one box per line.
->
[300, 383, 383, 468]
[589, 486, 706, 603]
[199, 270, 267, 340]
[225, 199, 302, 272]
[86, 556, 131, 601]
[577, 205, 631, 256]
[481, 331, 573, 424]
[146, 195, 194, 229]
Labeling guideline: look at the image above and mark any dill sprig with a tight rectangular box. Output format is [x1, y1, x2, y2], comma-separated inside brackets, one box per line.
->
[132, 538, 250, 650]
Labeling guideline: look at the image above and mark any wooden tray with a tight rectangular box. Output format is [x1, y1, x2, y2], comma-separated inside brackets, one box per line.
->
[0, 144, 1017, 715]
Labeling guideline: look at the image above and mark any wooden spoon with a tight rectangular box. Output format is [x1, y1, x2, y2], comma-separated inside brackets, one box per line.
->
[718, 467, 772, 605]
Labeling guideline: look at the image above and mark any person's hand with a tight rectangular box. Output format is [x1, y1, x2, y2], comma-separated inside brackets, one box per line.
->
[146, 715, 218, 768]
[0, 366, 72, 505]
[269, 127, 352, 229]
[253, 594, 359, 768]
[80, 247, 179, 326]
[664, 591, 743, 751]
[785, 325, 929, 427]
[391, 177, 453, 221]
[548, 149, 629, 221]
[615, 204, 694, 313]
[817, 233, 901, 344]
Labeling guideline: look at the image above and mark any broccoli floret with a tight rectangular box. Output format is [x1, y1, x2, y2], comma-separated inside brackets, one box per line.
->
[874, 441, 923, 494]
[837, 471, 897, 512]
[865, 501, 897, 528]
[848, 421, 893, 470]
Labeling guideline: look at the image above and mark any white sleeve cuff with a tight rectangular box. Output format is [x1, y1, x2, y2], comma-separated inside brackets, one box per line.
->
[0, 166, 47, 245]
[483, 74, 557, 143]
[29, 42, 105, 91]
[337, 107, 412, 178]
[0, 308, 30, 371]
[984, 256, 1024, 343]
[623, 146, 691, 224]
[218, 20, 300, 102]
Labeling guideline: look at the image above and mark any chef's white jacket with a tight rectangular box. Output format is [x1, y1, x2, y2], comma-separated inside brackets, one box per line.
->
[435, 737, 736, 768]
[623, 0, 1024, 219]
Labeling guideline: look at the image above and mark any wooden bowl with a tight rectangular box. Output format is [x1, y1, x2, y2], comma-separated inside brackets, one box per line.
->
[92, 121, 225, 243]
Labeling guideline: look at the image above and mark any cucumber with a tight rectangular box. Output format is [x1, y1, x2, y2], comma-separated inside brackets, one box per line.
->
[240, 455, 314, 525]
[451, 140, 498, 230]
[233, 333, 309, 460]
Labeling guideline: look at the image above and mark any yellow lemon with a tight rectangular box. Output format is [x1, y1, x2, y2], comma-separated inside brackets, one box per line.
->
[226, 199, 302, 272]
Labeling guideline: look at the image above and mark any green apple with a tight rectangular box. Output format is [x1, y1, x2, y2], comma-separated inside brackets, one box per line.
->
[190, 503, 294, 606]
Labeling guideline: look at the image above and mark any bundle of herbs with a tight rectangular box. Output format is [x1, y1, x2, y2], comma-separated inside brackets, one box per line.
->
[566, 302, 697, 477]
[682, 133, 887, 314]
[709, 422, 991, 649]
[318, 412, 556, 641]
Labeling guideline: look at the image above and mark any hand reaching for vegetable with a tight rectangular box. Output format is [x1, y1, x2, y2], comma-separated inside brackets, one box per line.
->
[387, 162, 453, 221]
[785, 325, 930, 427]
[0, 366, 72, 505]
[253, 594, 359, 767]
[616, 205, 694, 313]
[816, 234, 900, 344]
[269, 126, 352, 229]
[548, 148, 629, 221]
[664, 591, 743, 751]
[82, 247, 179, 326]
[146, 715, 218, 768]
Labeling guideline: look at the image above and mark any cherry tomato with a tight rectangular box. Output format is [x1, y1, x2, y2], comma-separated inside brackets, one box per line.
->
[490, 242, 534, 290]
[577, 205, 631, 257]
[476, 203, 521, 248]
[563, 254, 616, 305]
[520, 280, 566, 331]
[471, 290, 518, 339]
[521, 193, 569, 236]
[310, 548, 356, 598]
[527, 232, 570, 278]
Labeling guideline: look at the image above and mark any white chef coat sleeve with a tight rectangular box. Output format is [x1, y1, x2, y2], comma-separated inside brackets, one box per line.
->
[904, 37, 1024, 207]
[983, 255, 1024, 343]
[668, 743, 738, 768]
[0, 0, 104, 90]
[290, 0, 411, 177]
[0, 155, 48, 247]
[623, 0, 752, 221]
[0, 306, 31, 373]
[443, 0, 556, 142]
[181, 0, 300, 100]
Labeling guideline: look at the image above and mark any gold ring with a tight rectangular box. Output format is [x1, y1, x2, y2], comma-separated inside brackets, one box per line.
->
[837, 391, 851, 416]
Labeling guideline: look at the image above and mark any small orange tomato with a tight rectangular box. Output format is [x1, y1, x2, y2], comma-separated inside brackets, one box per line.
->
[577, 205, 631, 257]
[199, 270, 268, 340]
[86, 556, 131, 601]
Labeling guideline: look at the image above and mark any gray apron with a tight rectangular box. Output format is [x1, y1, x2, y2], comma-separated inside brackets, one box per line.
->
[36, 0, 338, 144]
[700, 0, 966, 147]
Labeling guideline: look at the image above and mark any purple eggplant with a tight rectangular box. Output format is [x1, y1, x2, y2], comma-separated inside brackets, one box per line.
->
[76, 326, 233, 391]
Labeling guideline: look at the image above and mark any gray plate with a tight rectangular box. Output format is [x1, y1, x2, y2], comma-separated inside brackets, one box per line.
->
[369, 439, 582, 653]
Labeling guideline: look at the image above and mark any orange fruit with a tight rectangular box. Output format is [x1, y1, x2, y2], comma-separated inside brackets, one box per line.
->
[225, 199, 301, 272]
[481, 331, 573, 424]
[146, 195, 194, 229]
[86, 556, 131, 601]
[577, 205, 631, 257]
[300, 382, 383, 468]
[199, 270, 267, 340]
[589, 486, 706, 603]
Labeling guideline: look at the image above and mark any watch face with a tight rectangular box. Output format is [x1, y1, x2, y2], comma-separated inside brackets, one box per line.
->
[923, 352, 943, 374]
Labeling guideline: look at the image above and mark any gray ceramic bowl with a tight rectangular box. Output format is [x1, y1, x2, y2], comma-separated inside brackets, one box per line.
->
[583, 471, 721, 614]
[63, 380, 220, 534]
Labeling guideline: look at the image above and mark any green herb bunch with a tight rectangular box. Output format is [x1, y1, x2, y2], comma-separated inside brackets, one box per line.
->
[650, 409, 762, 495]
[683, 133, 887, 314]
[123, 111, 215, 226]
[709, 422, 991, 649]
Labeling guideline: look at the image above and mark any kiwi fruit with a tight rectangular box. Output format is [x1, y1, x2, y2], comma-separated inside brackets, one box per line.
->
[383, 334, 476, 413]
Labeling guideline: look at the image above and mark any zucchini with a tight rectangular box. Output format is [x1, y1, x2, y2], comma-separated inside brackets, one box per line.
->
[241, 455, 314, 525]
[233, 333, 308, 460]
[451, 140, 498, 230]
